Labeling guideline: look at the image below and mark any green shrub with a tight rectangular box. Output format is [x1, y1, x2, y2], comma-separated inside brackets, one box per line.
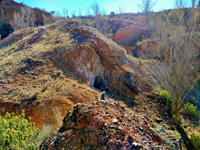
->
[188, 97, 196, 106]
[181, 103, 200, 120]
[166, 10, 179, 24]
[166, 9, 185, 25]
[190, 133, 200, 150]
[154, 88, 172, 104]
[138, 59, 142, 64]
[0, 111, 38, 150]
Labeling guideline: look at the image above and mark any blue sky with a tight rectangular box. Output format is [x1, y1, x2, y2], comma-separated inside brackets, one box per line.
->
[14, 0, 193, 16]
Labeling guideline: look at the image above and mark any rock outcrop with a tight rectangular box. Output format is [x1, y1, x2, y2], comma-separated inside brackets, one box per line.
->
[40, 100, 163, 150]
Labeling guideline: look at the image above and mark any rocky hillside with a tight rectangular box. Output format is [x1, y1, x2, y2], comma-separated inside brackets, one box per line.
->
[1, 18, 196, 149]
[40, 100, 182, 150]
[0, 19, 158, 130]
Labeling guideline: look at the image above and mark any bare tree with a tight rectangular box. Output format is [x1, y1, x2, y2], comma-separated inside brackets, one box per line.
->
[175, 0, 194, 8]
[50, 11, 55, 16]
[10, 11, 22, 30]
[24, 6, 35, 27]
[101, 8, 107, 16]
[78, 8, 82, 17]
[176, 0, 183, 8]
[90, 2, 101, 16]
[118, 6, 125, 14]
[142, 11, 200, 124]
[71, 10, 76, 18]
[42, 13, 49, 25]
[55, 11, 61, 17]
[62, 8, 68, 18]
[101, 19, 111, 35]
[138, 0, 157, 26]
[86, 7, 90, 16]
[192, 0, 197, 8]
[10, 6, 35, 30]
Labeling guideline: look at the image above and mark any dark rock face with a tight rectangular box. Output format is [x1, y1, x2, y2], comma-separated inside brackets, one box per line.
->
[120, 72, 139, 94]
[46, 20, 153, 106]
[0, 22, 14, 39]
[40, 100, 163, 150]
[93, 75, 107, 91]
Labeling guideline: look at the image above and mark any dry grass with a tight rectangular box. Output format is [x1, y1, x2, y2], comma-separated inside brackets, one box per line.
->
[34, 124, 57, 148]
[0, 21, 98, 103]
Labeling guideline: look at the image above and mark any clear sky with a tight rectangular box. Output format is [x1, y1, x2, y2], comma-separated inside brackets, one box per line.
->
[14, 0, 193, 16]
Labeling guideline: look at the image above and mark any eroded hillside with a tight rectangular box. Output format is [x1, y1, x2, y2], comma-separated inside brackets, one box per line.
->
[0, 19, 158, 129]
[1, 18, 196, 149]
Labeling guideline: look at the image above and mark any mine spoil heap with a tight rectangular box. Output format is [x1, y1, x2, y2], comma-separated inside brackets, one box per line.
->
[40, 100, 163, 150]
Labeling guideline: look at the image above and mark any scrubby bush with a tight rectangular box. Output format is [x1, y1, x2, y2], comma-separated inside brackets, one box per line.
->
[0, 111, 38, 150]
[187, 97, 196, 106]
[138, 59, 142, 64]
[166, 10, 179, 24]
[190, 133, 200, 150]
[166, 9, 186, 25]
[154, 88, 172, 104]
[181, 103, 200, 120]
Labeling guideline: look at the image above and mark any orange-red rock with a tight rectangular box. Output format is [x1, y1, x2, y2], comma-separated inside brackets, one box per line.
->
[40, 100, 162, 149]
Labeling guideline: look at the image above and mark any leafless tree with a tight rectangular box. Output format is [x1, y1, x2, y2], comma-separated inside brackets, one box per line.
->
[42, 13, 49, 25]
[141, 10, 200, 124]
[175, 0, 184, 8]
[78, 8, 82, 17]
[55, 11, 61, 17]
[71, 10, 76, 18]
[192, 0, 197, 8]
[11, 6, 35, 30]
[90, 2, 101, 16]
[118, 6, 125, 14]
[23, 6, 35, 27]
[101, 20, 111, 35]
[50, 11, 55, 16]
[175, 0, 191, 8]
[10, 11, 22, 30]
[62, 8, 68, 18]
[101, 8, 107, 16]
[138, 0, 157, 26]
[86, 7, 90, 16]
